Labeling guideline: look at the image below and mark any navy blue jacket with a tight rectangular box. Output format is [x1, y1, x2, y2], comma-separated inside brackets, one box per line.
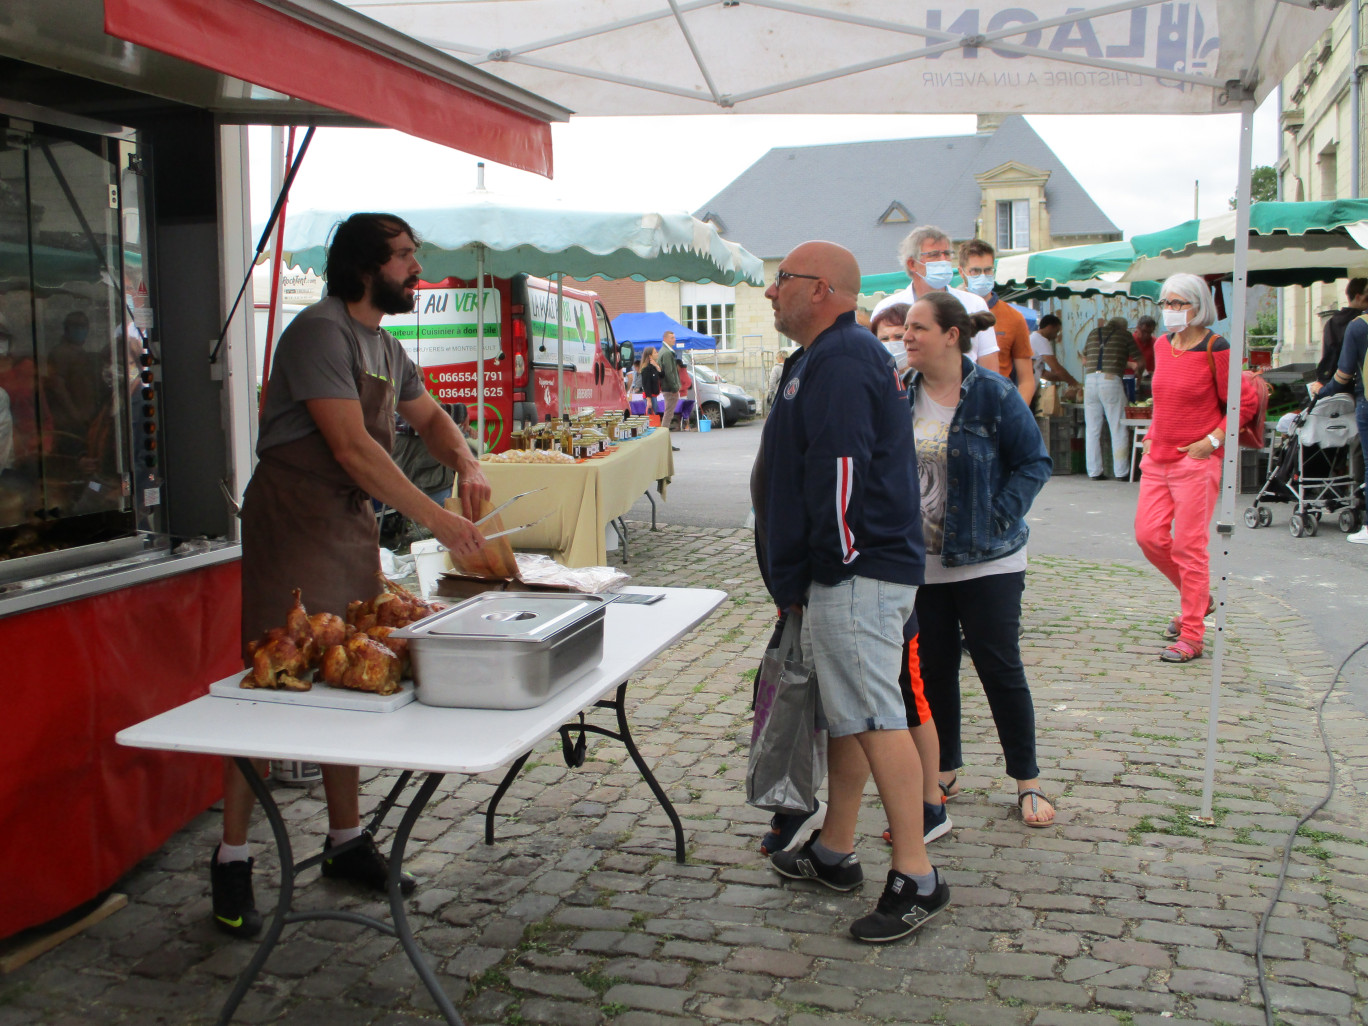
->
[906, 356, 1051, 567]
[759, 311, 925, 610]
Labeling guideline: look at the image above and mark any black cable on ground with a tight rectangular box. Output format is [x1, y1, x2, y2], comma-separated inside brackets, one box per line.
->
[1255, 637, 1368, 1026]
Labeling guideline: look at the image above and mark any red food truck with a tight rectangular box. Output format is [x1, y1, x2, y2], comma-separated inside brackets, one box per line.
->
[0, 0, 564, 941]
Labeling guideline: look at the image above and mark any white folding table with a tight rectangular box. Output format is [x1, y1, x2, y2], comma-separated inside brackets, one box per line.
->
[118, 586, 726, 1026]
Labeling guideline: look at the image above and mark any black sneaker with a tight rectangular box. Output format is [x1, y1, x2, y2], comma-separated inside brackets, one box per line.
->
[770, 831, 863, 892]
[849, 868, 951, 943]
[209, 849, 263, 939]
[759, 800, 827, 856]
[880, 802, 953, 846]
[320, 832, 416, 896]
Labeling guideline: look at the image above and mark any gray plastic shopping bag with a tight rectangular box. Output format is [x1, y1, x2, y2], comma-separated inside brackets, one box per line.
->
[746, 611, 828, 813]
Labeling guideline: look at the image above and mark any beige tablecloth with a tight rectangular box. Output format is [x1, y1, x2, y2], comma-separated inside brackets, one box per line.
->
[478, 428, 674, 567]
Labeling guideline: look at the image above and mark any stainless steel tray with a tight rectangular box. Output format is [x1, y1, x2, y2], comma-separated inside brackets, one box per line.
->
[391, 592, 606, 709]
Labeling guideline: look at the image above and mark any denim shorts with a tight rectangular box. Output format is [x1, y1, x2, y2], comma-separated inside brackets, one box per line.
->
[800, 576, 917, 738]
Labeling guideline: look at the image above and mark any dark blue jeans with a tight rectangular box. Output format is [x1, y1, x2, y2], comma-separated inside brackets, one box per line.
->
[1358, 399, 1368, 498]
[914, 570, 1039, 781]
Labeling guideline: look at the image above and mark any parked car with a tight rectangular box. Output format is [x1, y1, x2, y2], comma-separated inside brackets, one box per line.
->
[685, 361, 757, 428]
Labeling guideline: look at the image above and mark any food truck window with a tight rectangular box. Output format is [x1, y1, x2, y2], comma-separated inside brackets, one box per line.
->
[0, 118, 157, 581]
[596, 302, 619, 369]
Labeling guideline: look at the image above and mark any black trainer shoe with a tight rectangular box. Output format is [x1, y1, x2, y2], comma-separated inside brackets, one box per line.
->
[849, 868, 951, 943]
[209, 849, 263, 939]
[320, 832, 416, 896]
[759, 800, 827, 856]
[770, 831, 863, 892]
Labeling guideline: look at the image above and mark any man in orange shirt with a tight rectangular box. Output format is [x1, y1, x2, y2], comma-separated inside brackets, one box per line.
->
[958, 240, 1034, 406]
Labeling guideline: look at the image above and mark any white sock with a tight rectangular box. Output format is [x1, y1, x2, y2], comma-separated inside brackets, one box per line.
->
[217, 841, 250, 864]
[328, 825, 364, 845]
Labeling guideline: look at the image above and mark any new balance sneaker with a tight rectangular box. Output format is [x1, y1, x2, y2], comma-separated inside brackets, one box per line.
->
[209, 849, 263, 939]
[770, 831, 864, 892]
[849, 868, 951, 943]
[759, 800, 828, 856]
[321, 832, 417, 896]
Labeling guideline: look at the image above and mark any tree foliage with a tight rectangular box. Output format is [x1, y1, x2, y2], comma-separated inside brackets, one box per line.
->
[1229, 166, 1278, 209]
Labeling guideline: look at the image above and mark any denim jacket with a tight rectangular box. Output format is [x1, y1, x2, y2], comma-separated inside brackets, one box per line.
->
[905, 356, 1052, 567]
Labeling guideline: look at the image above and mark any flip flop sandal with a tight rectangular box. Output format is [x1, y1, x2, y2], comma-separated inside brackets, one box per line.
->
[938, 774, 960, 800]
[1016, 788, 1055, 828]
[1160, 638, 1203, 663]
[1163, 595, 1215, 640]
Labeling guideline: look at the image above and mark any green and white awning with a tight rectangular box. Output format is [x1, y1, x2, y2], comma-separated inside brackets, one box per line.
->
[1122, 200, 1368, 287]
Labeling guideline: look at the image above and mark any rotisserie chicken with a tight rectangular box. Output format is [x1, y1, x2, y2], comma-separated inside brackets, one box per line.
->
[318, 632, 402, 695]
[242, 578, 436, 691]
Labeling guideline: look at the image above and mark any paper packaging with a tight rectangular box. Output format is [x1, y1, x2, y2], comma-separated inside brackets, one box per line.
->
[437, 498, 629, 599]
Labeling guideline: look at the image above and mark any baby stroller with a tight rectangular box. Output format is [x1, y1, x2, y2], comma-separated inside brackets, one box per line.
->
[1243, 391, 1363, 537]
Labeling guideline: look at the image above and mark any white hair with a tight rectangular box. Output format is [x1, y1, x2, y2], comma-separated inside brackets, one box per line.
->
[1160, 273, 1217, 329]
[897, 225, 951, 269]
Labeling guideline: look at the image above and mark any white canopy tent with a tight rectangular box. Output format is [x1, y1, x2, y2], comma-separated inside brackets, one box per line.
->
[344, 0, 1342, 821]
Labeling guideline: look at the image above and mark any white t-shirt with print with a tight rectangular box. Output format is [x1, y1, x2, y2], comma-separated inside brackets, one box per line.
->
[912, 386, 1027, 585]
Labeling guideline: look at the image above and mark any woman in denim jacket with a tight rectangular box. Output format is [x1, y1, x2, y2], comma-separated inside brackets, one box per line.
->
[902, 292, 1055, 826]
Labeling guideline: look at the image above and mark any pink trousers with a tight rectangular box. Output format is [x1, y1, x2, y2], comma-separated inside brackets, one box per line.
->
[1133, 452, 1222, 645]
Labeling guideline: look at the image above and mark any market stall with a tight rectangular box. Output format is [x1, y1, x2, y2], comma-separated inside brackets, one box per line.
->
[0, 0, 566, 941]
[479, 427, 673, 567]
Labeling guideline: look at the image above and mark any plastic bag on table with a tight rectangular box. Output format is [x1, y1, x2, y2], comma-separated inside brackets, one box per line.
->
[746, 611, 827, 814]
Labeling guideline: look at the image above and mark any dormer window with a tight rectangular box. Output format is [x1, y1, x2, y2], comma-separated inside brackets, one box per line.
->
[878, 201, 911, 225]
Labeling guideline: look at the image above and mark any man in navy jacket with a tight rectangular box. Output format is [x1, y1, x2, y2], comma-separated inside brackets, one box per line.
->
[757, 241, 948, 943]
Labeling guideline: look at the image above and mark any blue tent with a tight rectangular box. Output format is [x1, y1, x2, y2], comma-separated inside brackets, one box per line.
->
[611, 312, 717, 353]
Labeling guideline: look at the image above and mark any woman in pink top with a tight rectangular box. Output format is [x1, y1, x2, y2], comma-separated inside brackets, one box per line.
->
[1134, 273, 1229, 663]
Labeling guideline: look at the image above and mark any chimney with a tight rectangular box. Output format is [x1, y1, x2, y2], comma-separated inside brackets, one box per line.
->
[976, 113, 1005, 135]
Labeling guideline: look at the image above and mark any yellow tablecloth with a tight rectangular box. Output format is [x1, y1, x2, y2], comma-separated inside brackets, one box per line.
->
[478, 428, 674, 567]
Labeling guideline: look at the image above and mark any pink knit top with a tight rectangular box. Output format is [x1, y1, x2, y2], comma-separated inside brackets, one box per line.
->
[1146, 333, 1230, 464]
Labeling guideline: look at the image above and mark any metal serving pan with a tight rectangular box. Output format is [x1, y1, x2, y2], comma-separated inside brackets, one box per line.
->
[390, 592, 606, 709]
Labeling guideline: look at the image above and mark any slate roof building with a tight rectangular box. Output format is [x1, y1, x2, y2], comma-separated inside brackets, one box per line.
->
[598, 114, 1122, 410]
[696, 114, 1120, 271]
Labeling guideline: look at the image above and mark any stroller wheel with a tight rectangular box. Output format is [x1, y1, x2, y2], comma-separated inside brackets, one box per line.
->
[1290, 513, 1306, 538]
[1258, 507, 1273, 528]
[1243, 507, 1260, 529]
[1306, 513, 1321, 537]
[1339, 509, 1358, 534]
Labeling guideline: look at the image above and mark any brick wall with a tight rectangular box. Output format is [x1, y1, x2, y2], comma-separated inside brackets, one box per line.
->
[584, 276, 646, 317]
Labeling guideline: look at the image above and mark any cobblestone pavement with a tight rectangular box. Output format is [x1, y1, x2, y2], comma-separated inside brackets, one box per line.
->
[4, 522, 1368, 1026]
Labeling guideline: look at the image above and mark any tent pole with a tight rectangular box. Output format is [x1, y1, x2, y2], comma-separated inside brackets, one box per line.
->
[714, 344, 724, 430]
[1198, 95, 1256, 824]
[476, 245, 486, 452]
[556, 273, 566, 419]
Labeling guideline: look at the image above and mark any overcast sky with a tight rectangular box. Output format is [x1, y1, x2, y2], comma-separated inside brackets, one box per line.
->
[249, 97, 1280, 270]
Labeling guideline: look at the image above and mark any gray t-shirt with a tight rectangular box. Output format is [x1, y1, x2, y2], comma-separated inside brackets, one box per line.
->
[257, 297, 425, 455]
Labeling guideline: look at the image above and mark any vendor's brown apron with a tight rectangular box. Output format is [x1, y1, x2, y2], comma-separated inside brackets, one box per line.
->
[240, 351, 397, 659]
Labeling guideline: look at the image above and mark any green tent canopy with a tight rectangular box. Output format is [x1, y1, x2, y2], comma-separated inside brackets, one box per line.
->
[1123, 199, 1368, 287]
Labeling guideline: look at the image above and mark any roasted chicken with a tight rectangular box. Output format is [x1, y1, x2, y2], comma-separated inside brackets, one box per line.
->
[318, 632, 402, 695]
[241, 578, 434, 692]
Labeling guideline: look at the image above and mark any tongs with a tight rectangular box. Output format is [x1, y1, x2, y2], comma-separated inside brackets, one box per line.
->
[475, 487, 550, 542]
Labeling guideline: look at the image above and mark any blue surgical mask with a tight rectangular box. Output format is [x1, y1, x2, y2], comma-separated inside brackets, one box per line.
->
[921, 261, 955, 290]
[68, 326, 88, 344]
[964, 275, 994, 297]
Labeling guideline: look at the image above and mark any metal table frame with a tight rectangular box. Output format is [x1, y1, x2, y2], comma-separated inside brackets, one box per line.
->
[118, 587, 725, 1026]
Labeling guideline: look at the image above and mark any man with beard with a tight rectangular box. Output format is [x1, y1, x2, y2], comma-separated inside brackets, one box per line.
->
[212, 214, 490, 939]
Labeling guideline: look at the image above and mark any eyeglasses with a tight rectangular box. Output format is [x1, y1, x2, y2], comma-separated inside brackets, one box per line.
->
[775, 269, 824, 286]
[918, 249, 954, 262]
[1159, 299, 1192, 310]
[961, 267, 995, 279]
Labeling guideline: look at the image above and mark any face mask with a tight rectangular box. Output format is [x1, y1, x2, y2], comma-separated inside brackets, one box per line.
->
[1162, 309, 1189, 331]
[0, 339, 9, 358]
[921, 261, 955, 291]
[68, 326, 89, 343]
[964, 275, 994, 297]
[883, 339, 904, 359]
